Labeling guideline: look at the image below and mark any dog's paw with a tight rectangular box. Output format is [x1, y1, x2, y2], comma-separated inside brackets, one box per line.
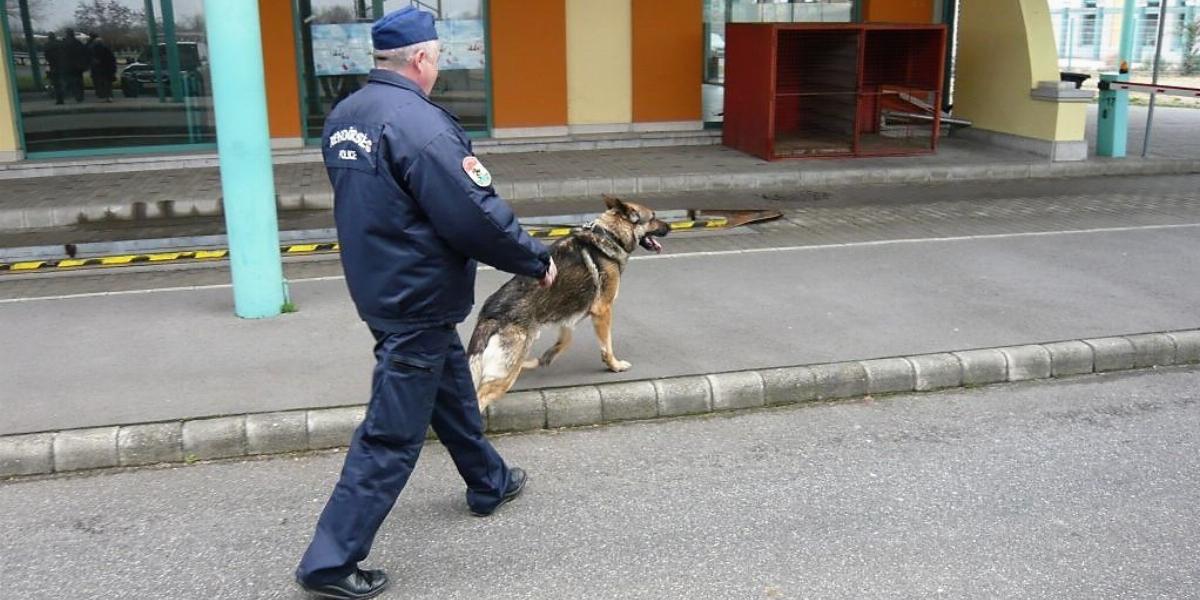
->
[608, 360, 632, 373]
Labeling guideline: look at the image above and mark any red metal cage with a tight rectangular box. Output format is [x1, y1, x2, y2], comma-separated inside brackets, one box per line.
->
[723, 23, 947, 161]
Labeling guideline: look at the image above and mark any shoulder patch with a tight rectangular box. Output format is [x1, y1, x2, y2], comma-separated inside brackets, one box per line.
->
[323, 124, 381, 173]
[462, 156, 492, 188]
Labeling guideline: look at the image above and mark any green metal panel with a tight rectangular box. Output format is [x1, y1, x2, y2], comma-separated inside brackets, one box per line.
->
[145, 0, 166, 103]
[482, 0, 493, 136]
[17, 0, 42, 91]
[291, 0, 310, 143]
[161, 0, 186, 103]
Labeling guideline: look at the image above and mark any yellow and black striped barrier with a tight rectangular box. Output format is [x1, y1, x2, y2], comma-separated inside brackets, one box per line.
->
[0, 218, 730, 274]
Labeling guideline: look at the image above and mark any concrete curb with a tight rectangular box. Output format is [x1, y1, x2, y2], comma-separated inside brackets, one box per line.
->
[3, 157, 1200, 233]
[3, 328, 1198, 479]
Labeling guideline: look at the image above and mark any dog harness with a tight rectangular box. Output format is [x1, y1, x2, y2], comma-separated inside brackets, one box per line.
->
[574, 221, 633, 295]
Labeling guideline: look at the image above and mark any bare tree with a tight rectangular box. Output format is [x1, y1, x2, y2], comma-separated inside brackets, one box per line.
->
[5, 0, 50, 28]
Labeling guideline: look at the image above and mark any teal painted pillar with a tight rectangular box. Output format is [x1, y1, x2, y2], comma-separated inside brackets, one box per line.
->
[1118, 0, 1136, 66]
[1096, 72, 1130, 157]
[1097, 0, 1137, 158]
[203, 0, 286, 318]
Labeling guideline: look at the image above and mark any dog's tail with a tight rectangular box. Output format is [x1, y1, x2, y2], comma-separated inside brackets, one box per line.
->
[467, 318, 501, 389]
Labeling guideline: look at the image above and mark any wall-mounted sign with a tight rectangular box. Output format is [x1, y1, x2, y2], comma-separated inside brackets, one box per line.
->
[312, 23, 374, 76]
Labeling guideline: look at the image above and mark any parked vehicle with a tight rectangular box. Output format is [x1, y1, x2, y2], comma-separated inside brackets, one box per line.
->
[120, 41, 207, 98]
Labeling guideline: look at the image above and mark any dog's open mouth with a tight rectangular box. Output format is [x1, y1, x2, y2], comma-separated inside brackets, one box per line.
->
[639, 235, 663, 253]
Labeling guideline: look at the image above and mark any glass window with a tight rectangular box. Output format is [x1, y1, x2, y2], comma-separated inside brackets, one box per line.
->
[383, 0, 489, 132]
[1080, 1, 1098, 47]
[5, 0, 214, 155]
[296, 0, 374, 140]
[296, 0, 489, 140]
[1141, 1, 1160, 48]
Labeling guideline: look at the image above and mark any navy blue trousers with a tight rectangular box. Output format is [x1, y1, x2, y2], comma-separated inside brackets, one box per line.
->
[296, 325, 513, 585]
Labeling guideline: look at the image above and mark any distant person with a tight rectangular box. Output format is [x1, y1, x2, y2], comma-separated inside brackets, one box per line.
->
[62, 28, 89, 102]
[88, 35, 117, 102]
[43, 32, 66, 105]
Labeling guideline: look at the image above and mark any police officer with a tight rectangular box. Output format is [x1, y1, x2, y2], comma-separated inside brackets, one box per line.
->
[295, 7, 556, 599]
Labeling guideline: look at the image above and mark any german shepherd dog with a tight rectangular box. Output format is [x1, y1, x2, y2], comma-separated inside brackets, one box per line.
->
[469, 195, 671, 410]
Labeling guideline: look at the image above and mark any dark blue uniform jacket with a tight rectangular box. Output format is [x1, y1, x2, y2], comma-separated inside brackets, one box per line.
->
[322, 70, 550, 332]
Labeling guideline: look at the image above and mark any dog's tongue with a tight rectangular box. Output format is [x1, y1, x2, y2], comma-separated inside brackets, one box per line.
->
[646, 237, 663, 253]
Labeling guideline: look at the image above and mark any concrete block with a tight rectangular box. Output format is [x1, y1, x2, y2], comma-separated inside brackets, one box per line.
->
[537, 180, 564, 198]
[685, 174, 716, 190]
[486, 391, 545, 433]
[706, 371, 765, 411]
[861, 358, 915, 395]
[1126, 333, 1177, 368]
[611, 177, 639, 194]
[0, 209, 24, 230]
[1084, 337, 1136, 373]
[728, 173, 762, 189]
[492, 182, 515, 199]
[306, 406, 366, 449]
[951, 349, 1008, 387]
[560, 179, 588, 197]
[636, 176, 663, 193]
[585, 178, 614, 196]
[599, 381, 658, 422]
[761, 366, 818, 406]
[183, 417, 246, 461]
[1167, 331, 1200, 364]
[999, 345, 1052, 381]
[118, 422, 183, 467]
[545, 386, 603, 428]
[653, 376, 712, 416]
[1043, 341, 1094, 377]
[53, 427, 118, 472]
[22, 208, 54, 229]
[660, 175, 689, 192]
[0, 433, 54, 477]
[246, 411, 309, 456]
[511, 181, 540, 200]
[908, 354, 963, 391]
[810, 362, 868, 400]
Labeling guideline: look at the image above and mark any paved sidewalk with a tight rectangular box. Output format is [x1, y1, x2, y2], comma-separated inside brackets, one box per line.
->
[2, 106, 1198, 237]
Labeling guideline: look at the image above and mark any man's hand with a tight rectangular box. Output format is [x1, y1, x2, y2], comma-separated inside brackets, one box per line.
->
[538, 258, 557, 288]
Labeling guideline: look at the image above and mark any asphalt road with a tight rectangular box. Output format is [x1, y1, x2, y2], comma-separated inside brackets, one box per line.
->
[1, 366, 1198, 599]
[3, 176, 1200, 435]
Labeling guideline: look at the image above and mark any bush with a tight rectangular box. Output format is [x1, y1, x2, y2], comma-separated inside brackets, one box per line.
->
[1184, 19, 1200, 76]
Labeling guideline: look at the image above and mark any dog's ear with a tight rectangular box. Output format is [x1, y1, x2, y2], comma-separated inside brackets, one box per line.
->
[603, 194, 626, 213]
[603, 194, 641, 223]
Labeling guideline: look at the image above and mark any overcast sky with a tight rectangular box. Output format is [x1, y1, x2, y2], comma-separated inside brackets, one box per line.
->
[32, 0, 205, 30]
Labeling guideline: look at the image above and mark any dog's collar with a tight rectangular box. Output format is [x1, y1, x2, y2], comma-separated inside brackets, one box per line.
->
[575, 221, 631, 266]
[581, 221, 634, 253]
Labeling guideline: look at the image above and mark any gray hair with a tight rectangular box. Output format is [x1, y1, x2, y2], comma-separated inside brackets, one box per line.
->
[373, 40, 438, 70]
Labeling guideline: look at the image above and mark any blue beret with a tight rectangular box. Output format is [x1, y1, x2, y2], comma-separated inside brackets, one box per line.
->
[372, 6, 438, 51]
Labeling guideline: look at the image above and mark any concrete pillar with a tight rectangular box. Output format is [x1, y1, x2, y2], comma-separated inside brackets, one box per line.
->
[203, 0, 286, 318]
[953, 0, 1091, 161]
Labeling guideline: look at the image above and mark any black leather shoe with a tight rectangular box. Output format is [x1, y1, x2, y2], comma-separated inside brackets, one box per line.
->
[297, 568, 389, 599]
[471, 467, 527, 517]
